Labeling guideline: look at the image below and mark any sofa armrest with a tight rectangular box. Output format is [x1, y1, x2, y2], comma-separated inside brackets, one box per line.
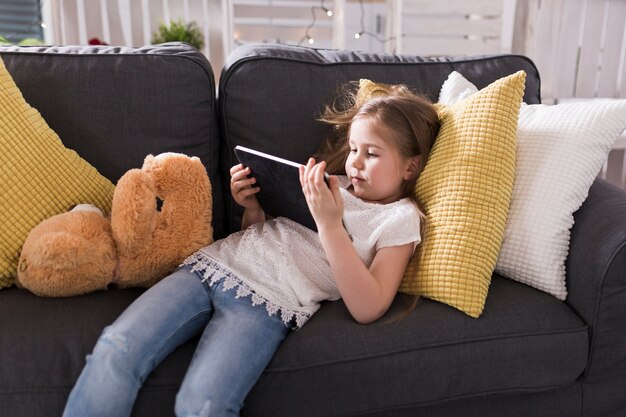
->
[566, 178, 626, 383]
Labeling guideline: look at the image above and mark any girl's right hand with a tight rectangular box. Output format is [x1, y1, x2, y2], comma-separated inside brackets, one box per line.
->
[230, 164, 261, 211]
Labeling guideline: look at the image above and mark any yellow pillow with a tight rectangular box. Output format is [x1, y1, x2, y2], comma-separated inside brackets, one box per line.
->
[400, 71, 526, 318]
[356, 79, 397, 106]
[0, 57, 115, 288]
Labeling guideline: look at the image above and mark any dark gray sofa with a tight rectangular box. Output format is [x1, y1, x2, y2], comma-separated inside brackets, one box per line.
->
[0, 42, 624, 417]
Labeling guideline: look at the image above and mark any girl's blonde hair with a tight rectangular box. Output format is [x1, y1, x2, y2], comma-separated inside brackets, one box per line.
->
[315, 81, 441, 209]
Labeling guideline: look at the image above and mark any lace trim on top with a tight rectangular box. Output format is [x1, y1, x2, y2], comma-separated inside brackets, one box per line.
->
[182, 252, 310, 329]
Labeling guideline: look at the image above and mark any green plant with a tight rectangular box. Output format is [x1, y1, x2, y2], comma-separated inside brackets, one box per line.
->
[152, 20, 204, 50]
[0, 36, 44, 46]
[17, 38, 44, 46]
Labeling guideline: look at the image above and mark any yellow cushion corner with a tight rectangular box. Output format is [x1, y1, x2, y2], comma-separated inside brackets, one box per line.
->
[401, 70, 526, 318]
[0, 57, 115, 289]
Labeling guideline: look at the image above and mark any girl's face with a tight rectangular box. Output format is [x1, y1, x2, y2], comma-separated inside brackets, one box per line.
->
[345, 117, 416, 204]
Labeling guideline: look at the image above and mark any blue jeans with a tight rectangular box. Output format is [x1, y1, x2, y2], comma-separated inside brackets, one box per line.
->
[63, 266, 289, 417]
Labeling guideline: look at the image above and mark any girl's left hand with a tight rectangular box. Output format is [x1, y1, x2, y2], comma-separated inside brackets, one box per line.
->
[299, 158, 344, 232]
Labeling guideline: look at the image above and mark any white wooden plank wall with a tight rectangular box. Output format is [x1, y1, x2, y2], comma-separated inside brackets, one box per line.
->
[41, 0, 626, 189]
[521, 0, 626, 190]
[223, 0, 345, 55]
[522, 0, 626, 102]
[44, 0, 212, 58]
[390, 0, 517, 55]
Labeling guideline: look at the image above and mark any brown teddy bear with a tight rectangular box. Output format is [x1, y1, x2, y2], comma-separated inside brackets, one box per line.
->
[16, 153, 213, 297]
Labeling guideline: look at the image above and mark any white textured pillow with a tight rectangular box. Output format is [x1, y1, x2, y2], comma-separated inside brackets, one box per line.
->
[439, 71, 626, 300]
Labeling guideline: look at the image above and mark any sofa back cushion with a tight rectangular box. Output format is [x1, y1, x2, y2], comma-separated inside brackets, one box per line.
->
[0, 43, 224, 238]
[218, 43, 541, 234]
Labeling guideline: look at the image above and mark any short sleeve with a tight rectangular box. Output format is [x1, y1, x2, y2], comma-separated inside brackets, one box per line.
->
[375, 203, 422, 252]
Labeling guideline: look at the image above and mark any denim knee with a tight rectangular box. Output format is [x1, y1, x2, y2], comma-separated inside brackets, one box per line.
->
[89, 327, 141, 381]
[174, 391, 212, 417]
[98, 329, 130, 354]
[175, 388, 237, 417]
[174, 398, 210, 417]
[63, 327, 142, 417]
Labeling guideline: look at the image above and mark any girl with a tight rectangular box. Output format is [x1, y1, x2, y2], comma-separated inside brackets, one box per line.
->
[63, 82, 440, 417]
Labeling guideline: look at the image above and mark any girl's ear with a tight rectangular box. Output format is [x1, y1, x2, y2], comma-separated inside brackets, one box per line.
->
[403, 156, 422, 181]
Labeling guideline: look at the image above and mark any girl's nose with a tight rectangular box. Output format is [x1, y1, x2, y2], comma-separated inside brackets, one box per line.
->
[351, 154, 363, 169]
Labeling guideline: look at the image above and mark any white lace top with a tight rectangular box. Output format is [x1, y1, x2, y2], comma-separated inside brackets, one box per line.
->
[183, 176, 421, 329]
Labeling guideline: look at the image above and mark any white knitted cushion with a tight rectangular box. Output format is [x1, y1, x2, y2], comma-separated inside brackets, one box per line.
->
[439, 71, 626, 300]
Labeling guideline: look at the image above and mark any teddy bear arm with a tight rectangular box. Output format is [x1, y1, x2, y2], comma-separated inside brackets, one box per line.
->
[116, 162, 214, 289]
[111, 169, 158, 256]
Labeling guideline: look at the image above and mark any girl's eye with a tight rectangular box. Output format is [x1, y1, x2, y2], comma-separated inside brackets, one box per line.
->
[367, 152, 378, 158]
[350, 148, 357, 153]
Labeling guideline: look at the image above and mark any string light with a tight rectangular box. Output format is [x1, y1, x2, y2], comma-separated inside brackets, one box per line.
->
[321, 0, 333, 17]
[351, 0, 395, 45]
[299, 0, 334, 46]
[299, 0, 399, 48]
[299, 6, 319, 46]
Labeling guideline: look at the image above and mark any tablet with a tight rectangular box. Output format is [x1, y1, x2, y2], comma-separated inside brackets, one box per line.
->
[234, 145, 329, 231]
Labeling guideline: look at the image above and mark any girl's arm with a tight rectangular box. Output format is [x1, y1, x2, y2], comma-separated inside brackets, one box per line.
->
[241, 207, 265, 230]
[300, 159, 413, 324]
[230, 164, 266, 229]
[320, 227, 413, 323]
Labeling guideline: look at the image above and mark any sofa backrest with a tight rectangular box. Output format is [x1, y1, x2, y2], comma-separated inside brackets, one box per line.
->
[218, 43, 541, 235]
[0, 43, 225, 238]
[0, 42, 542, 240]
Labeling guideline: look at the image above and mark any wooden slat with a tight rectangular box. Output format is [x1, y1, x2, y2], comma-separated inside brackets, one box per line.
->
[233, 0, 326, 7]
[234, 5, 332, 20]
[141, 0, 151, 45]
[99, 0, 111, 43]
[223, 0, 235, 57]
[184, 0, 190, 22]
[402, 0, 503, 16]
[234, 24, 332, 41]
[402, 16, 502, 37]
[332, 0, 345, 49]
[59, 0, 67, 44]
[499, 0, 517, 53]
[400, 36, 502, 56]
[234, 17, 332, 27]
[41, 0, 54, 44]
[391, 0, 403, 53]
[552, 0, 584, 99]
[524, 0, 562, 102]
[597, 0, 626, 98]
[162, 0, 170, 24]
[575, 0, 606, 97]
[385, 0, 397, 53]
[76, 0, 87, 44]
[117, 0, 133, 45]
[203, 0, 211, 57]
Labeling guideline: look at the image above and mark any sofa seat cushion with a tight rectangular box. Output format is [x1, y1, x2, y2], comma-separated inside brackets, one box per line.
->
[244, 276, 589, 417]
[0, 287, 196, 416]
[0, 278, 588, 417]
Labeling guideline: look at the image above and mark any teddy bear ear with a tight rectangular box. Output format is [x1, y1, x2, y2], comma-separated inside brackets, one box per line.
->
[142, 154, 156, 169]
